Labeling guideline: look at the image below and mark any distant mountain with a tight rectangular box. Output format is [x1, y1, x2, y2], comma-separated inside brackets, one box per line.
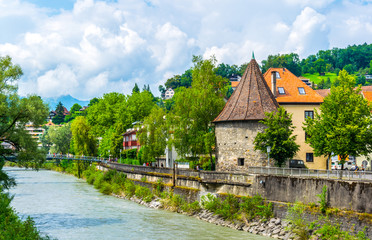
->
[43, 95, 89, 111]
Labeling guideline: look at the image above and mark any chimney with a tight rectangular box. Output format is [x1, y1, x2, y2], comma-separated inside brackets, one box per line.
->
[271, 71, 277, 97]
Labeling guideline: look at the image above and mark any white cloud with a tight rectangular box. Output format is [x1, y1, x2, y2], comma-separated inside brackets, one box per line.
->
[284, 7, 328, 56]
[37, 64, 78, 98]
[0, 0, 371, 99]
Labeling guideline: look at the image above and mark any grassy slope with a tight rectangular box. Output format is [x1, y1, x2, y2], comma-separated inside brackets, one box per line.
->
[301, 72, 338, 84]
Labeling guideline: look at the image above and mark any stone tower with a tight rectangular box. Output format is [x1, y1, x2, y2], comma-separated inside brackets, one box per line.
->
[213, 58, 279, 171]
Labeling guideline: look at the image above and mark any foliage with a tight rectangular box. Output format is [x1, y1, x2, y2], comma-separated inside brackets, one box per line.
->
[0, 191, 49, 240]
[52, 102, 66, 124]
[153, 178, 164, 196]
[240, 195, 273, 221]
[41, 123, 72, 154]
[254, 107, 300, 167]
[261, 53, 302, 76]
[313, 220, 368, 240]
[70, 116, 97, 156]
[0, 55, 49, 167]
[132, 83, 140, 94]
[170, 56, 228, 159]
[64, 103, 82, 122]
[317, 186, 328, 214]
[285, 202, 311, 240]
[303, 70, 372, 168]
[138, 106, 168, 163]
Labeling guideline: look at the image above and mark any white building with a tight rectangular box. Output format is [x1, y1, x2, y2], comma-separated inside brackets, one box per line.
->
[164, 88, 175, 100]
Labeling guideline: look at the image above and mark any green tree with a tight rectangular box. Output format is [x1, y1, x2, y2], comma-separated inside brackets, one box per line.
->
[356, 74, 366, 86]
[254, 107, 300, 167]
[303, 70, 372, 170]
[138, 106, 168, 163]
[0, 56, 49, 166]
[65, 103, 82, 122]
[314, 58, 326, 75]
[70, 116, 97, 156]
[42, 124, 72, 154]
[52, 102, 65, 124]
[317, 79, 325, 89]
[132, 83, 140, 94]
[170, 56, 228, 159]
[325, 77, 332, 89]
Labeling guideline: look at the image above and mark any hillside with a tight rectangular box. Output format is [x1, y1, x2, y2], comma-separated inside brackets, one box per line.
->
[43, 95, 89, 111]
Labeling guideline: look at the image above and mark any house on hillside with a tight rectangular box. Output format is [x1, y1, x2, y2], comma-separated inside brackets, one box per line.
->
[213, 58, 279, 171]
[25, 124, 45, 148]
[164, 88, 175, 100]
[122, 128, 140, 150]
[263, 68, 326, 170]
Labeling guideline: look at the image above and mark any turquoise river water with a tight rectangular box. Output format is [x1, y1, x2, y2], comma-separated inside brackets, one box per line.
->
[5, 167, 271, 240]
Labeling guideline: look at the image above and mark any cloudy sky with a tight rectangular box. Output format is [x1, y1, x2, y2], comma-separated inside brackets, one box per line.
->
[1, 0, 372, 100]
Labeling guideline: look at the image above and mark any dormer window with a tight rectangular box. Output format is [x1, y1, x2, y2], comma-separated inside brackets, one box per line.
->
[276, 72, 281, 79]
[298, 87, 306, 95]
[278, 87, 285, 95]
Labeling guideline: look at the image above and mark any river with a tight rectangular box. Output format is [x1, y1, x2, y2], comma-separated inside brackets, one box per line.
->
[5, 167, 270, 240]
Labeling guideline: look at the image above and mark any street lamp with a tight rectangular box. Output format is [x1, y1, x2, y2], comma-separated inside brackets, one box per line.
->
[266, 146, 271, 167]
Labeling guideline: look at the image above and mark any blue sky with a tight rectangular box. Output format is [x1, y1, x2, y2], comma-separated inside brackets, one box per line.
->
[1, 0, 372, 100]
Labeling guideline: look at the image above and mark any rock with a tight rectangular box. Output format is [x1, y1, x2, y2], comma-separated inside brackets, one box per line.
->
[272, 228, 281, 235]
[275, 218, 281, 225]
[268, 222, 276, 228]
[272, 234, 280, 239]
[242, 226, 249, 232]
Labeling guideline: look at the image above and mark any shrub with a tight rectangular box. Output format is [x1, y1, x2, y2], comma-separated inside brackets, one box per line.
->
[135, 185, 153, 201]
[153, 179, 164, 196]
[317, 185, 328, 214]
[112, 172, 127, 186]
[124, 180, 136, 198]
[201, 193, 220, 212]
[103, 170, 117, 182]
[285, 202, 311, 240]
[93, 172, 104, 189]
[112, 183, 122, 195]
[216, 194, 240, 220]
[100, 182, 113, 195]
[240, 195, 273, 221]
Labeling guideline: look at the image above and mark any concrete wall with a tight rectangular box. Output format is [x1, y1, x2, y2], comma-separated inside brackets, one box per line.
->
[105, 162, 372, 213]
[214, 121, 269, 171]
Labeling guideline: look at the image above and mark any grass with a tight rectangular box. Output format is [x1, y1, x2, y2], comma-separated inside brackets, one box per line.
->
[302, 72, 339, 84]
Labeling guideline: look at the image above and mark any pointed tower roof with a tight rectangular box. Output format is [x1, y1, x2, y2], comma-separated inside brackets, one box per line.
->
[213, 58, 279, 122]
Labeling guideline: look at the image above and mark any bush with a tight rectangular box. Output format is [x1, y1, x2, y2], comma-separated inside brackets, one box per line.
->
[93, 172, 104, 189]
[240, 194, 273, 221]
[103, 170, 117, 182]
[181, 201, 202, 214]
[112, 183, 122, 195]
[124, 180, 136, 198]
[285, 202, 311, 240]
[100, 182, 113, 195]
[317, 185, 328, 214]
[201, 193, 220, 212]
[0, 192, 49, 239]
[216, 194, 240, 220]
[135, 185, 153, 202]
[153, 179, 164, 196]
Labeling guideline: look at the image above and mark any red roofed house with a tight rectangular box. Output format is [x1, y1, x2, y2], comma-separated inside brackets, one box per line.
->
[122, 128, 140, 150]
[263, 68, 327, 169]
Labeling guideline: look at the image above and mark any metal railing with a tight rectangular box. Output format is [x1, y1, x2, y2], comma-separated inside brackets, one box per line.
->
[247, 166, 372, 181]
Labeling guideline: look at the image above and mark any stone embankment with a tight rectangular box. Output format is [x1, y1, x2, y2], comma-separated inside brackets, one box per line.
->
[112, 194, 294, 239]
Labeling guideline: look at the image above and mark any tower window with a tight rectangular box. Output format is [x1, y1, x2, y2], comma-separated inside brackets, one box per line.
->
[238, 158, 244, 166]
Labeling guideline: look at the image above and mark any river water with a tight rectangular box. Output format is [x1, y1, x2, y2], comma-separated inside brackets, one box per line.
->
[5, 167, 270, 240]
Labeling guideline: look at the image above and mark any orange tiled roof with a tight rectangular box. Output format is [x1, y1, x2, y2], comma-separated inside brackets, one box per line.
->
[363, 91, 372, 102]
[263, 68, 323, 104]
[315, 89, 331, 98]
[231, 81, 239, 88]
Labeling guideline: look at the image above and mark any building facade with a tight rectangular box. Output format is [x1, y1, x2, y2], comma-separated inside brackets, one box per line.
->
[263, 68, 327, 169]
[122, 128, 140, 150]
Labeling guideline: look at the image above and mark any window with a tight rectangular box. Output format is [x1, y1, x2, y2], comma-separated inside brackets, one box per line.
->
[298, 87, 306, 95]
[278, 87, 285, 94]
[276, 72, 281, 79]
[306, 153, 314, 162]
[237, 158, 244, 166]
[305, 111, 314, 119]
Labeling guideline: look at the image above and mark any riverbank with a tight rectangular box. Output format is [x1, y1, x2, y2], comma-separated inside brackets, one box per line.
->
[114, 193, 291, 239]
[39, 162, 370, 240]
